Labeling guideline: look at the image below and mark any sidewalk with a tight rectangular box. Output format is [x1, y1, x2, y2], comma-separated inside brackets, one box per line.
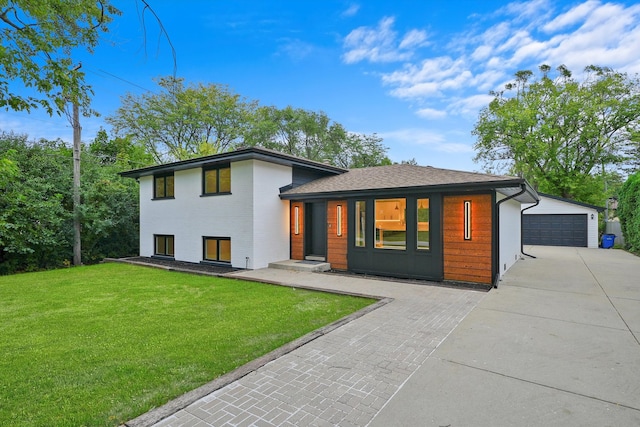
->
[371, 246, 640, 426]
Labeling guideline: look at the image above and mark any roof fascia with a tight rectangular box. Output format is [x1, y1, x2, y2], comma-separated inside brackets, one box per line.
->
[280, 178, 535, 200]
[538, 192, 605, 211]
[119, 147, 347, 179]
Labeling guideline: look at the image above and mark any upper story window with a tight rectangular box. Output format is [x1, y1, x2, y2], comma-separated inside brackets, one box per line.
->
[203, 164, 231, 195]
[154, 174, 174, 199]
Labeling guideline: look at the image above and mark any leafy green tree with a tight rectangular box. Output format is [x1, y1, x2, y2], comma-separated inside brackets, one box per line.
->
[89, 128, 155, 168]
[618, 172, 640, 252]
[473, 65, 640, 205]
[108, 76, 257, 162]
[0, 132, 141, 274]
[0, 134, 73, 273]
[244, 105, 390, 168]
[0, 0, 120, 115]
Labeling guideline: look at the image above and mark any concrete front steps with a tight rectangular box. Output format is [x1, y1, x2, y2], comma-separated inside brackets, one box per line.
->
[268, 259, 331, 272]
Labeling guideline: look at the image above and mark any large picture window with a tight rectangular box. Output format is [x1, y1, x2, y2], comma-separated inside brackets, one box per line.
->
[375, 198, 406, 250]
[203, 164, 231, 195]
[154, 174, 174, 199]
[417, 198, 430, 250]
[154, 235, 174, 257]
[204, 237, 231, 263]
[355, 200, 366, 247]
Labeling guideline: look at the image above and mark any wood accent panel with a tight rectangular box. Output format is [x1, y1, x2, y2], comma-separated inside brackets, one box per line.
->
[443, 194, 493, 284]
[327, 200, 348, 270]
[290, 202, 304, 260]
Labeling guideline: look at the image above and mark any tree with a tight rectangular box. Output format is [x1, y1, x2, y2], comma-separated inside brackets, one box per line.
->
[618, 172, 640, 253]
[473, 65, 640, 205]
[0, 132, 142, 274]
[244, 105, 390, 168]
[0, 0, 120, 115]
[107, 76, 257, 162]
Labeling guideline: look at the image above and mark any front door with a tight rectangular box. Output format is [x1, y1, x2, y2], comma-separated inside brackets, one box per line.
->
[305, 201, 327, 258]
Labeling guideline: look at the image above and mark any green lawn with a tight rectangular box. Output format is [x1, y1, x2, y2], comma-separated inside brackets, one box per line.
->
[0, 263, 374, 426]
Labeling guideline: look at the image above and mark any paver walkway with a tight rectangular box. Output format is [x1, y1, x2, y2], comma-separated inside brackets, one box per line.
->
[149, 270, 486, 427]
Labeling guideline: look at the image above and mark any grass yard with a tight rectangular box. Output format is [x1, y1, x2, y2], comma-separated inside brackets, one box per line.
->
[0, 263, 374, 426]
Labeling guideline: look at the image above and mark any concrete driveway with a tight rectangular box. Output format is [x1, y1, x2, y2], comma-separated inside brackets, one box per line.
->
[372, 246, 640, 426]
[137, 246, 640, 427]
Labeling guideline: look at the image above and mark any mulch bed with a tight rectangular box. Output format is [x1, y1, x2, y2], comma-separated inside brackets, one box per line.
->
[116, 257, 240, 275]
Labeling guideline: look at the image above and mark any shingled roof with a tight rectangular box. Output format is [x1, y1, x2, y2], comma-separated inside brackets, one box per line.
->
[281, 163, 525, 195]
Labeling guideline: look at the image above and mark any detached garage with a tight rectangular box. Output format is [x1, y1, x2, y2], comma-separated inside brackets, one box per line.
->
[522, 194, 604, 248]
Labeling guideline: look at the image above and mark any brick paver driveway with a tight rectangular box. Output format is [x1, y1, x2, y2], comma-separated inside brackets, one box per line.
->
[144, 269, 486, 427]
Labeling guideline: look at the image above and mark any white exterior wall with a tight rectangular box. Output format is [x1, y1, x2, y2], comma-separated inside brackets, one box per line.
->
[250, 161, 292, 269]
[497, 194, 523, 278]
[138, 159, 292, 268]
[522, 196, 599, 248]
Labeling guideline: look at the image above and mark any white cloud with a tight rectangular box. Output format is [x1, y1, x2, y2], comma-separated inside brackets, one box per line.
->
[380, 128, 474, 153]
[277, 39, 315, 61]
[416, 108, 447, 120]
[341, 4, 360, 18]
[542, 0, 599, 32]
[399, 29, 429, 49]
[345, 0, 640, 121]
[342, 16, 428, 64]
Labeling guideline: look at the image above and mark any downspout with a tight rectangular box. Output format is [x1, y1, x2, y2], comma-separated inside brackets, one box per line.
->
[494, 184, 527, 288]
[520, 199, 540, 259]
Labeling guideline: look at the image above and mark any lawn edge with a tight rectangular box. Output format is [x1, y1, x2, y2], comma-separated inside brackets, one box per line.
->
[120, 265, 390, 427]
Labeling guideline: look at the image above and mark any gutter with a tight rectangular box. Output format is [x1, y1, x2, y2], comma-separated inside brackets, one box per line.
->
[494, 183, 527, 288]
[520, 199, 540, 259]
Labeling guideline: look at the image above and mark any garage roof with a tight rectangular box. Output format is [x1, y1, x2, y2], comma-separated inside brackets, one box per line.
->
[538, 193, 605, 212]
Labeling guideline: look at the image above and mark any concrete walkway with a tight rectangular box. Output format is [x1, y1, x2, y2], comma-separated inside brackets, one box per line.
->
[146, 246, 640, 426]
[372, 246, 640, 426]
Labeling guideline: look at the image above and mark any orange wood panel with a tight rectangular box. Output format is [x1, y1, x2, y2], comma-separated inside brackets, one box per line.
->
[443, 194, 493, 284]
[290, 202, 304, 260]
[327, 200, 348, 270]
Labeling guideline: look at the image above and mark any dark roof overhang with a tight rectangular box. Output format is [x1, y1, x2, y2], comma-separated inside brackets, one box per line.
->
[536, 192, 605, 211]
[119, 147, 347, 179]
[280, 178, 539, 203]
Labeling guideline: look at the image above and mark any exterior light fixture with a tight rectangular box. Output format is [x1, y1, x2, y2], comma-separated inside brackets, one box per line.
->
[294, 206, 300, 235]
[337, 205, 343, 236]
[464, 200, 472, 240]
[591, 213, 594, 220]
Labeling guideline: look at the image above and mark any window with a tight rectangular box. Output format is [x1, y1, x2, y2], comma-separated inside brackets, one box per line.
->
[203, 164, 231, 195]
[417, 198, 430, 250]
[464, 200, 472, 240]
[154, 174, 174, 199]
[294, 206, 300, 235]
[375, 198, 406, 250]
[336, 205, 343, 237]
[204, 237, 231, 263]
[355, 200, 366, 247]
[155, 235, 174, 257]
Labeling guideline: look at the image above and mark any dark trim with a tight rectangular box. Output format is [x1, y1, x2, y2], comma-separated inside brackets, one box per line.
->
[538, 192, 605, 212]
[154, 234, 175, 257]
[202, 236, 231, 263]
[202, 163, 231, 196]
[153, 173, 174, 199]
[119, 147, 346, 179]
[520, 199, 540, 258]
[281, 179, 538, 203]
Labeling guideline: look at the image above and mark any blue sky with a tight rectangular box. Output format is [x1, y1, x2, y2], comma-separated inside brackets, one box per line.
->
[2, 0, 640, 171]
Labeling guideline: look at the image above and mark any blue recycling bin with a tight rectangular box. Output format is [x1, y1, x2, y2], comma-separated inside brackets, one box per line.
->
[601, 234, 616, 249]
